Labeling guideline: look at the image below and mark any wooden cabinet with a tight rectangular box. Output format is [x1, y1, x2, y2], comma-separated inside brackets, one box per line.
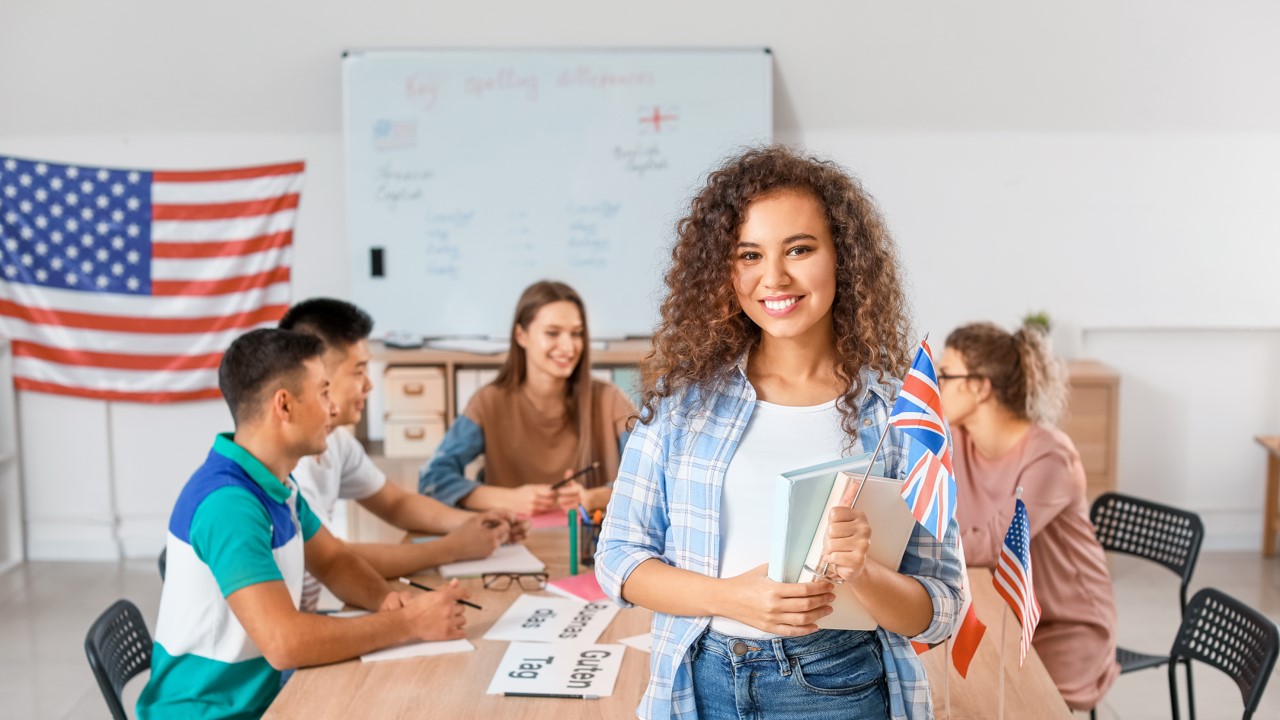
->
[1060, 360, 1120, 501]
[367, 338, 651, 429]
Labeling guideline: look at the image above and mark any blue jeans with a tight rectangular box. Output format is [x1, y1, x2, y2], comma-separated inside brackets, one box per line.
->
[691, 628, 889, 720]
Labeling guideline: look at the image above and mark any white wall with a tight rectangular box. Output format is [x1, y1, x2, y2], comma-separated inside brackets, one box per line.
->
[2, 0, 1279, 557]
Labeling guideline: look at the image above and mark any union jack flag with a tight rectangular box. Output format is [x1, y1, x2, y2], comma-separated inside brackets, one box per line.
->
[889, 339, 957, 539]
[993, 497, 1041, 666]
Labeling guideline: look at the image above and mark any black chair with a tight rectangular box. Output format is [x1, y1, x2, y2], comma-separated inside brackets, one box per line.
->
[1169, 588, 1279, 719]
[157, 547, 166, 581]
[84, 599, 153, 720]
[1090, 492, 1205, 719]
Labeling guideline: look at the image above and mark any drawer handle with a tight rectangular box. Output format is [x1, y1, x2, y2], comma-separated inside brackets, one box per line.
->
[401, 383, 425, 396]
[404, 427, 426, 440]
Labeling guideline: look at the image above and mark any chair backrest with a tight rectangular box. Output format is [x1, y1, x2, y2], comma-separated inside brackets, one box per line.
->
[84, 599, 153, 720]
[1169, 588, 1279, 719]
[1090, 492, 1204, 611]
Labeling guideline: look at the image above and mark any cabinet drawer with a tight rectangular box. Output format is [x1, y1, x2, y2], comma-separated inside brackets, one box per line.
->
[1061, 385, 1112, 475]
[384, 415, 446, 458]
[384, 367, 446, 416]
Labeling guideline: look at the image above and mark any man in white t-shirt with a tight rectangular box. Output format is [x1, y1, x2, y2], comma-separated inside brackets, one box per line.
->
[281, 298, 526, 610]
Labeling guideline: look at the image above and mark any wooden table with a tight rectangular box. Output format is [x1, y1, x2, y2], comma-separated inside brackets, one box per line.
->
[267, 530, 1070, 718]
[917, 568, 1071, 719]
[1257, 436, 1280, 556]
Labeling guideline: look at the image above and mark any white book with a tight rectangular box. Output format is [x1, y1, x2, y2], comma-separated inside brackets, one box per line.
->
[439, 542, 545, 578]
[799, 470, 916, 630]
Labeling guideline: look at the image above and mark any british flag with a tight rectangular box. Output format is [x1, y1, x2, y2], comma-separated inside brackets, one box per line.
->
[889, 339, 957, 540]
[993, 496, 1041, 665]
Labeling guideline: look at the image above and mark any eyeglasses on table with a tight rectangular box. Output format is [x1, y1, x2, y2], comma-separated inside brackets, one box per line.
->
[482, 572, 549, 591]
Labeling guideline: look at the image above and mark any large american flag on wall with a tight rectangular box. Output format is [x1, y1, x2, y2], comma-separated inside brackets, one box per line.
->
[0, 155, 303, 403]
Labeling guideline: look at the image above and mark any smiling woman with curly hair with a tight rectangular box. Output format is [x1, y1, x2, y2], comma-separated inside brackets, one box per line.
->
[596, 145, 965, 720]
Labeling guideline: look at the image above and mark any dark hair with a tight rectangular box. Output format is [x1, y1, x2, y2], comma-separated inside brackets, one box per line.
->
[944, 322, 1067, 424]
[640, 144, 912, 442]
[278, 298, 374, 351]
[219, 328, 325, 426]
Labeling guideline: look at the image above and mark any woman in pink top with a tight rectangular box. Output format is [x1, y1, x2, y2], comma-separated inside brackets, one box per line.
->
[939, 322, 1120, 713]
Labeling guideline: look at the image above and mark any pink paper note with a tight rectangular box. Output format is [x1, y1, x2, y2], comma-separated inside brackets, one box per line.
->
[546, 572, 607, 602]
[529, 509, 569, 530]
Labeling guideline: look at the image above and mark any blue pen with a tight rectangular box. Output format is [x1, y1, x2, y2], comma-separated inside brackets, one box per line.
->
[578, 503, 591, 525]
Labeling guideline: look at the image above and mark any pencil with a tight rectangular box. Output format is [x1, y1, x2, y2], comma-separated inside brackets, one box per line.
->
[398, 577, 484, 610]
[550, 461, 600, 491]
[502, 692, 600, 699]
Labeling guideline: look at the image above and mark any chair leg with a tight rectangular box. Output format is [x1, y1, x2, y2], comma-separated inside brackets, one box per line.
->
[1089, 709, 1097, 720]
[1168, 658, 1182, 720]
[1184, 659, 1195, 720]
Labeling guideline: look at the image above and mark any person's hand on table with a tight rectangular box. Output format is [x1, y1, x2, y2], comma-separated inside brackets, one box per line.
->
[554, 477, 609, 512]
[403, 579, 471, 641]
[506, 483, 556, 515]
[441, 512, 506, 562]
[379, 590, 412, 612]
[484, 508, 531, 542]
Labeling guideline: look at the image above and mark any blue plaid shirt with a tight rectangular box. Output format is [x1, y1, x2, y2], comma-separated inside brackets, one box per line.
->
[596, 362, 965, 720]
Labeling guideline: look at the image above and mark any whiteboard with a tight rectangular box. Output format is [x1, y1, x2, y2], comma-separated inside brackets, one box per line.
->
[342, 49, 772, 338]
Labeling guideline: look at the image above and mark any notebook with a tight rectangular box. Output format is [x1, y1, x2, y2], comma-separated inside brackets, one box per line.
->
[439, 543, 546, 578]
[799, 470, 916, 630]
[769, 455, 917, 630]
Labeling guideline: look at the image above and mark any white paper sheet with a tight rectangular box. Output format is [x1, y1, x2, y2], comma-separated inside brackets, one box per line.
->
[483, 593, 619, 644]
[361, 638, 475, 663]
[618, 634, 652, 653]
[485, 641, 625, 697]
[439, 543, 546, 578]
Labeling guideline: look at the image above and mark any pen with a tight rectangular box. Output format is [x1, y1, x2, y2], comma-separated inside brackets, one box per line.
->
[502, 692, 600, 699]
[398, 577, 484, 610]
[578, 503, 591, 525]
[550, 461, 600, 491]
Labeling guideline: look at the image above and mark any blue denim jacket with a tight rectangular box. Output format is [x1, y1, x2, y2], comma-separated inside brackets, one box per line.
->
[595, 362, 965, 720]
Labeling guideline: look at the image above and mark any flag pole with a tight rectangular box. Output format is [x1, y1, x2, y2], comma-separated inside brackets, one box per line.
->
[998, 607, 1007, 720]
[816, 335, 929, 580]
[944, 635, 952, 719]
[850, 333, 928, 510]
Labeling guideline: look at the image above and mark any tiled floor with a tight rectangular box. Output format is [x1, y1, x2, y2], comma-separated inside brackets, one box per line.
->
[1, 553, 1277, 719]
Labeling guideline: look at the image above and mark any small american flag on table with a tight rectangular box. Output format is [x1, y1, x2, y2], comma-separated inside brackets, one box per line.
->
[993, 496, 1042, 666]
[0, 156, 304, 402]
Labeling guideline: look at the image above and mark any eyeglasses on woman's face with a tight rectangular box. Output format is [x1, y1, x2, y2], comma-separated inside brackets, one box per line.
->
[937, 373, 981, 384]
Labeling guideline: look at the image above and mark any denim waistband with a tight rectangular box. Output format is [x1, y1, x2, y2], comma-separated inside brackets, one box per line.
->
[695, 627, 878, 676]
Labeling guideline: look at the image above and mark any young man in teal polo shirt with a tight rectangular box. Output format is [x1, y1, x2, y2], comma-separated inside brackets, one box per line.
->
[137, 328, 473, 719]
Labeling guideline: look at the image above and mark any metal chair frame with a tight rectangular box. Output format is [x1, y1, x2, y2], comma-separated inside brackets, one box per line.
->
[1089, 492, 1205, 720]
[1168, 588, 1279, 720]
[84, 599, 152, 720]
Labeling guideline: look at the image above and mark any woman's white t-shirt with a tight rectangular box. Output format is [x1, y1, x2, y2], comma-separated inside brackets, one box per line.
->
[712, 397, 847, 638]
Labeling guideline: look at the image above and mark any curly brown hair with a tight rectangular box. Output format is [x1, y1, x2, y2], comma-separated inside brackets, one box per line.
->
[945, 322, 1067, 425]
[639, 145, 913, 440]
